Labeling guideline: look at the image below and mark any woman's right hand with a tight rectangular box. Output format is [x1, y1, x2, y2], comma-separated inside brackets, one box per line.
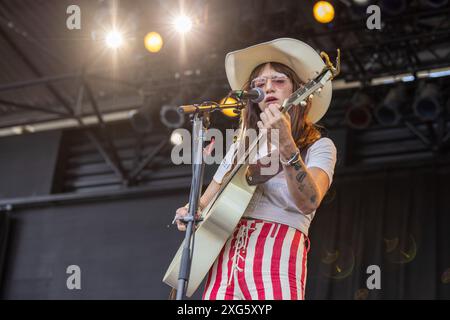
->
[173, 181, 219, 231]
[174, 206, 188, 231]
[174, 206, 201, 231]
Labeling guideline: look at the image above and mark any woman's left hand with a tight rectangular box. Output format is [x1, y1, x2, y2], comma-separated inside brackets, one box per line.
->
[257, 103, 292, 139]
[256, 95, 313, 156]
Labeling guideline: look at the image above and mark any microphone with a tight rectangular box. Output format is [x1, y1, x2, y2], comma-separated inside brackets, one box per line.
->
[231, 88, 265, 103]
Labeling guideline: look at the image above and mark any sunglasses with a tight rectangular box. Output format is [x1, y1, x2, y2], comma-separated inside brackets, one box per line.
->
[250, 75, 290, 89]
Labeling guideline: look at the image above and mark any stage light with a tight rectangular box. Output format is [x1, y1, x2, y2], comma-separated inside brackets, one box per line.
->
[345, 92, 374, 129]
[174, 15, 193, 34]
[11, 126, 23, 135]
[219, 96, 240, 118]
[144, 32, 163, 53]
[130, 105, 153, 134]
[353, 0, 370, 4]
[313, 1, 335, 24]
[349, 0, 370, 16]
[380, 0, 406, 15]
[105, 30, 123, 49]
[375, 105, 400, 126]
[416, 66, 450, 79]
[375, 86, 407, 126]
[23, 125, 35, 133]
[170, 130, 184, 146]
[413, 83, 442, 121]
[160, 105, 185, 129]
[429, 69, 450, 78]
[401, 75, 415, 82]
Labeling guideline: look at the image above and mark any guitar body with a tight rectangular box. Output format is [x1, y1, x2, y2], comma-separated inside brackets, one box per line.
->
[163, 165, 256, 297]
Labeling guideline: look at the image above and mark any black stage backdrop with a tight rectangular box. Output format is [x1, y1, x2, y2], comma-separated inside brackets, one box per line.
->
[307, 162, 450, 300]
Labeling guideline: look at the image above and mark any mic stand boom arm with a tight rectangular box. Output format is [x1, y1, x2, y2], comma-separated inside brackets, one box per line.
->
[178, 101, 246, 114]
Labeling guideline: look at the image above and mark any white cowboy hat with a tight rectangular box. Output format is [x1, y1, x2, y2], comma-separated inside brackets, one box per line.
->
[225, 38, 332, 123]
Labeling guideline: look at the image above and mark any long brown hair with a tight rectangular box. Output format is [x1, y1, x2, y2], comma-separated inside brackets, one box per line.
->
[238, 62, 322, 151]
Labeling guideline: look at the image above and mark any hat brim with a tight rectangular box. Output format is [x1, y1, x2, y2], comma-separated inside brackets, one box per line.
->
[225, 38, 332, 123]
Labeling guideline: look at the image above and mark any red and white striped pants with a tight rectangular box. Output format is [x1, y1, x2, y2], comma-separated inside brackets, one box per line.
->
[202, 218, 310, 300]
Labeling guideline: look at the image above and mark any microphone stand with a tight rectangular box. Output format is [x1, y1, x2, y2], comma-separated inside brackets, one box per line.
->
[176, 110, 210, 300]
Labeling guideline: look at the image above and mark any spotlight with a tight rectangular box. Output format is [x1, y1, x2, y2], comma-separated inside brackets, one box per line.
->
[105, 30, 123, 49]
[349, 0, 371, 17]
[313, 1, 335, 24]
[219, 96, 240, 118]
[170, 130, 184, 146]
[11, 126, 23, 135]
[375, 86, 407, 126]
[345, 92, 374, 130]
[174, 15, 193, 34]
[130, 105, 153, 133]
[144, 32, 163, 53]
[380, 0, 407, 15]
[10, 125, 35, 134]
[23, 125, 35, 133]
[428, 69, 450, 78]
[160, 105, 185, 129]
[413, 83, 442, 121]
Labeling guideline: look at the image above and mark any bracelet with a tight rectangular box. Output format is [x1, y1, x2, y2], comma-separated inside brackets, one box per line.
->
[280, 149, 301, 166]
[184, 202, 204, 211]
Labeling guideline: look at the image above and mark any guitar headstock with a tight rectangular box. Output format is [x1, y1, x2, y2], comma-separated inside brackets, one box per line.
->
[281, 49, 340, 112]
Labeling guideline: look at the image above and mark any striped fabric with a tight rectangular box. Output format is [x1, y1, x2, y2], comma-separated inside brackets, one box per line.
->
[202, 218, 310, 300]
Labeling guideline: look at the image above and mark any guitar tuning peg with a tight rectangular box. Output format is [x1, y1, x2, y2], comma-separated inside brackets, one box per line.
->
[300, 101, 307, 107]
[317, 88, 322, 94]
[309, 94, 314, 100]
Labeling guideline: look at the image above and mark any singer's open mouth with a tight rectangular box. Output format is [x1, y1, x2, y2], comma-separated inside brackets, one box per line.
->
[265, 96, 278, 103]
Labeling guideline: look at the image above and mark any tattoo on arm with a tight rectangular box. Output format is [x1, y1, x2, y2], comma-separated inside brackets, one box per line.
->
[295, 171, 307, 184]
[285, 152, 319, 208]
[285, 152, 307, 190]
